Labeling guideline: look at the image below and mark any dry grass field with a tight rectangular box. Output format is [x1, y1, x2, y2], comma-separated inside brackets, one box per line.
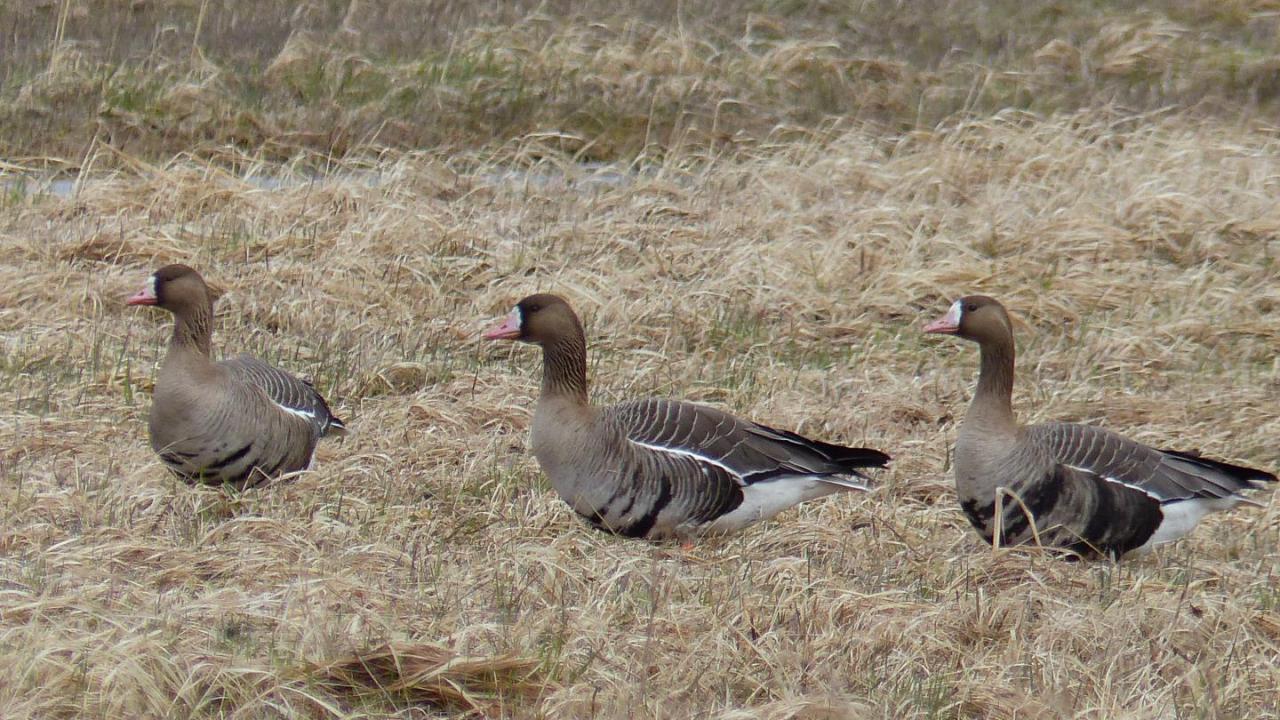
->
[2, 2, 1280, 719]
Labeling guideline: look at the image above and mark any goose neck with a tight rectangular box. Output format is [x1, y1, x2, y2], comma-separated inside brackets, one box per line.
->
[541, 334, 589, 405]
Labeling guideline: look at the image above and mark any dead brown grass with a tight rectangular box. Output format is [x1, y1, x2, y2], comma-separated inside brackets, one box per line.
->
[0, 107, 1278, 718]
[6, 1, 1280, 163]
[313, 641, 552, 714]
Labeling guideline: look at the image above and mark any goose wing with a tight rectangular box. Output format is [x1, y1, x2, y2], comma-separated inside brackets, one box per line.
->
[1029, 422, 1273, 503]
[608, 397, 888, 489]
[221, 354, 346, 437]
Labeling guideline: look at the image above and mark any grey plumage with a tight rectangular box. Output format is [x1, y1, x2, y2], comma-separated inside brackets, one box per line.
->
[613, 398, 884, 483]
[485, 293, 889, 541]
[1031, 423, 1271, 503]
[222, 354, 346, 437]
[129, 264, 346, 488]
[927, 295, 1274, 558]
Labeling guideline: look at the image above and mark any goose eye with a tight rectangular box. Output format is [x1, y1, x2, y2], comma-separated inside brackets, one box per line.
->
[526, 303, 541, 313]
[965, 303, 978, 312]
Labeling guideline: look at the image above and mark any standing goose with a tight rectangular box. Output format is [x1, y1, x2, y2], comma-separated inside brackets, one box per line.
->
[128, 264, 346, 487]
[925, 295, 1274, 557]
[483, 294, 890, 540]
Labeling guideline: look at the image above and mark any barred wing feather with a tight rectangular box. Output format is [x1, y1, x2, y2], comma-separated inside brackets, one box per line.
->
[609, 398, 888, 486]
[221, 354, 346, 436]
[1031, 423, 1273, 503]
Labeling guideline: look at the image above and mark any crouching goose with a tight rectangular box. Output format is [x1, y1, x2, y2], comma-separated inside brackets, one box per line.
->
[925, 295, 1274, 558]
[127, 264, 346, 487]
[483, 293, 890, 540]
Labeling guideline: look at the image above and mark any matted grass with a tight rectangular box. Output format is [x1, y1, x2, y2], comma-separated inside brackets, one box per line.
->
[0, 106, 1277, 717]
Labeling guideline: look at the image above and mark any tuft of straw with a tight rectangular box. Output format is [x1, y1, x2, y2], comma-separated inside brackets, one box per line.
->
[312, 641, 554, 713]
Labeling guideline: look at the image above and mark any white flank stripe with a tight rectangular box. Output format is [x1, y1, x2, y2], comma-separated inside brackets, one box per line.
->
[1064, 465, 1245, 552]
[1064, 464, 1160, 500]
[818, 475, 869, 491]
[707, 474, 844, 533]
[628, 438, 746, 485]
[1137, 496, 1240, 551]
[275, 401, 318, 422]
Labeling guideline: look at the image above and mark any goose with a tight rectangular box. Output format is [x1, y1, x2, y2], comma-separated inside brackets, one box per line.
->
[127, 264, 346, 487]
[483, 293, 890, 540]
[924, 295, 1274, 557]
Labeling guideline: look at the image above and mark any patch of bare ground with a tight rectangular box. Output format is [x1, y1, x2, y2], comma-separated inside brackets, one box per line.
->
[0, 108, 1277, 717]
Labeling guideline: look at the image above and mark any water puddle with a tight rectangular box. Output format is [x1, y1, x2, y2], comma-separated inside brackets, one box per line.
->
[1, 161, 637, 200]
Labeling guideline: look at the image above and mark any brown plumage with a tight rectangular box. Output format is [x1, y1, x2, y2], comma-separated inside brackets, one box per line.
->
[484, 293, 890, 541]
[128, 264, 346, 488]
[925, 295, 1274, 558]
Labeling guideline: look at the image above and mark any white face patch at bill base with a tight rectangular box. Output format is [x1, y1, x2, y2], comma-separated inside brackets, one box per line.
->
[945, 299, 963, 326]
[482, 305, 525, 340]
[127, 274, 161, 305]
